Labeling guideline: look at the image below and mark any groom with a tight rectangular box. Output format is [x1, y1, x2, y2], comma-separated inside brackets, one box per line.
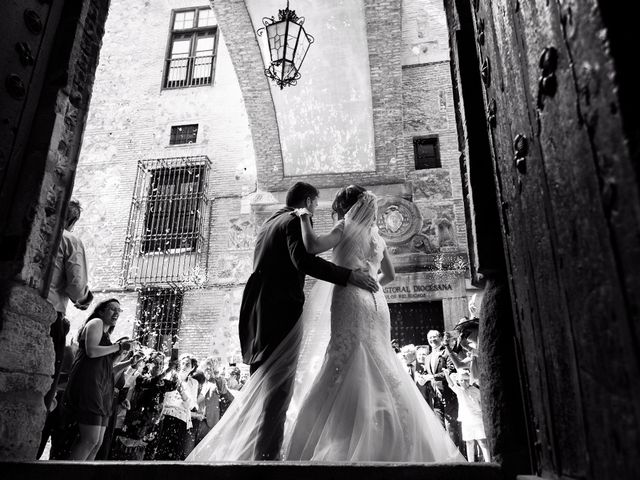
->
[239, 181, 378, 460]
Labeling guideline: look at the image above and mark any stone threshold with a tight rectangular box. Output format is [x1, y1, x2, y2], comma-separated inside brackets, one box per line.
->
[4, 461, 504, 480]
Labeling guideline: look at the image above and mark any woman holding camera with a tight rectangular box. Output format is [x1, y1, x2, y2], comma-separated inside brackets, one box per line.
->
[63, 298, 132, 460]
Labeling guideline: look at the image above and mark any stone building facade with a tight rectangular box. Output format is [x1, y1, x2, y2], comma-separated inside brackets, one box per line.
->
[69, 0, 477, 363]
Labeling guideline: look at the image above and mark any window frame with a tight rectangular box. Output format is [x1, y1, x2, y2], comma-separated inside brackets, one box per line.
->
[162, 6, 219, 90]
[169, 124, 199, 145]
[413, 135, 442, 170]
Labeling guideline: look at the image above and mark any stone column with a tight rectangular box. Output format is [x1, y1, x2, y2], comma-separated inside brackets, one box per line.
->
[0, 285, 56, 459]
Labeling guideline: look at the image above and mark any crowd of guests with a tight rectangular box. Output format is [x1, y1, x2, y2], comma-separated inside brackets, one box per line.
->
[38, 299, 247, 461]
[37, 198, 249, 461]
[394, 314, 490, 463]
[41, 307, 487, 463]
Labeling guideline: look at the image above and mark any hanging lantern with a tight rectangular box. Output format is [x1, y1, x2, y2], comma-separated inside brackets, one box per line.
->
[257, 1, 314, 89]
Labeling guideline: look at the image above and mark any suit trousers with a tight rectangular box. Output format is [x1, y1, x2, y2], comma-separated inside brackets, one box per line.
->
[250, 360, 296, 460]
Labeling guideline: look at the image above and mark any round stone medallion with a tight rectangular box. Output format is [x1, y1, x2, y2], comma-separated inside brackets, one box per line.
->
[376, 196, 423, 246]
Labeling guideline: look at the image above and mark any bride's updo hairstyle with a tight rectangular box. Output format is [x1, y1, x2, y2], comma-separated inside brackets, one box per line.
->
[332, 184, 367, 219]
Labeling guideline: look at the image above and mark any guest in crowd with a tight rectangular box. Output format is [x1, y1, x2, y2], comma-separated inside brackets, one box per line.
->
[414, 345, 431, 403]
[151, 353, 198, 460]
[444, 369, 490, 462]
[423, 329, 461, 449]
[111, 351, 166, 460]
[37, 318, 74, 459]
[115, 351, 146, 431]
[183, 369, 206, 457]
[44, 199, 93, 415]
[227, 366, 242, 392]
[95, 346, 142, 459]
[217, 365, 235, 418]
[446, 317, 480, 386]
[239, 371, 249, 389]
[194, 357, 222, 444]
[400, 344, 419, 380]
[63, 299, 133, 460]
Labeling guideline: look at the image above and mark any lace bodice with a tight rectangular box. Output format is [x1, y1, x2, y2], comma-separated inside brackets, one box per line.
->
[333, 224, 385, 276]
[327, 226, 392, 376]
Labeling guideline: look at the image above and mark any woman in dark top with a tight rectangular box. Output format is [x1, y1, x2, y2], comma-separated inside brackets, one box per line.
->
[64, 298, 132, 460]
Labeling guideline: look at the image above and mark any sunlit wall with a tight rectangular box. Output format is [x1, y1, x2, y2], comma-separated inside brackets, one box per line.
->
[246, 0, 375, 176]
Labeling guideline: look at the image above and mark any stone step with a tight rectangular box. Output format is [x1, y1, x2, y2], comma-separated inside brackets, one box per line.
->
[5, 461, 505, 480]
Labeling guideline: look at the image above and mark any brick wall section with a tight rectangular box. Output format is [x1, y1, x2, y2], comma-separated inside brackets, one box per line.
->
[70, 0, 258, 357]
[402, 0, 451, 65]
[73, 0, 256, 291]
[403, 61, 468, 253]
[364, 0, 405, 184]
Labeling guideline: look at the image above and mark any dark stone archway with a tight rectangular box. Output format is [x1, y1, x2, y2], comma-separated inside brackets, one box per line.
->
[0, 0, 111, 459]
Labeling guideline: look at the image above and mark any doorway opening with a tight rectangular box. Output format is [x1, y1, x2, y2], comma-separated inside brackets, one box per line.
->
[389, 301, 444, 346]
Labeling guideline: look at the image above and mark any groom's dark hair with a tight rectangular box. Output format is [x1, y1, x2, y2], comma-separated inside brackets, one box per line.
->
[286, 182, 319, 207]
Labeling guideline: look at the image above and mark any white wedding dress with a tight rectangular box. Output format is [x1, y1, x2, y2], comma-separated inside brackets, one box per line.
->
[187, 193, 463, 462]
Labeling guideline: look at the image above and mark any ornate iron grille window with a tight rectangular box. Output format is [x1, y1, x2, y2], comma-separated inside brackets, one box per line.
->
[413, 136, 441, 169]
[136, 287, 183, 356]
[170, 124, 198, 145]
[163, 7, 218, 89]
[142, 164, 205, 253]
[123, 156, 211, 286]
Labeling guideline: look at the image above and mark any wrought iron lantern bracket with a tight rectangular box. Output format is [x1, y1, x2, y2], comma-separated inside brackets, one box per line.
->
[257, 1, 315, 89]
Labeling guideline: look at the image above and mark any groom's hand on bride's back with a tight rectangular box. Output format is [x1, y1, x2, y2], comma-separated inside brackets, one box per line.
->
[348, 269, 379, 292]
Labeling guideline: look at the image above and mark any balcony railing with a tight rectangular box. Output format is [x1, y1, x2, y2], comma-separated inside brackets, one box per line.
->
[164, 55, 215, 89]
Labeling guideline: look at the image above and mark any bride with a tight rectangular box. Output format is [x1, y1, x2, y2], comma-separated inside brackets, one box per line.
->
[187, 185, 463, 462]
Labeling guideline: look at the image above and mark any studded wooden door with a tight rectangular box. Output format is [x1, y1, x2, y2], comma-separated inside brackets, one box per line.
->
[467, 1, 640, 479]
[0, 0, 64, 229]
[389, 300, 444, 348]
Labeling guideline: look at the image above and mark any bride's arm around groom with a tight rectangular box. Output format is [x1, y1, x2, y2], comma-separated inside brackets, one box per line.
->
[287, 211, 378, 292]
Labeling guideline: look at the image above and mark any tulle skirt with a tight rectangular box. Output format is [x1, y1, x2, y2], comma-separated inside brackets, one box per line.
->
[186, 281, 463, 462]
[285, 341, 464, 462]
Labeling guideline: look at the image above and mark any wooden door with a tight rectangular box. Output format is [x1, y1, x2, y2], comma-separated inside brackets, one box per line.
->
[468, 1, 640, 479]
[0, 0, 63, 234]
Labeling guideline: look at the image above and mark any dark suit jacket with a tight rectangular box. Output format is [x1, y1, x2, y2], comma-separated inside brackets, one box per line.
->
[239, 207, 351, 365]
[412, 361, 429, 401]
[424, 346, 457, 406]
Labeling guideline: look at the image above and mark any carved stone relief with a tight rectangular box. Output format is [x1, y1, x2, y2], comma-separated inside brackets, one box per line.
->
[227, 217, 257, 249]
[376, 196, 423, 246]
[376, 196, 458, 255]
